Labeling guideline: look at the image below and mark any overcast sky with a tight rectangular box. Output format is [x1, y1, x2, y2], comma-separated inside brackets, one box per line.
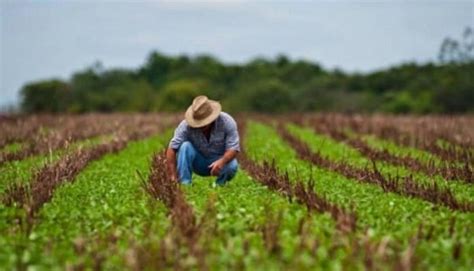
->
[1, 1, 473, 108]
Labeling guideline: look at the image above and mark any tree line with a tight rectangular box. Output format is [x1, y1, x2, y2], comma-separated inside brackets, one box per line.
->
[20, 28, 474, 114]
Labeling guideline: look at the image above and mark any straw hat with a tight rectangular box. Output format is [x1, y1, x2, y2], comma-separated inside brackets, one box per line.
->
[185, 95, 222, 128]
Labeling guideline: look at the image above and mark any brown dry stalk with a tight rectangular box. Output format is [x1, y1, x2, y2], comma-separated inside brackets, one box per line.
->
[124, 193, 219, 271]
[275, 123, 474, 212]
[261, 207, 282, 255]
[0, 115, 58, 149]
[141, 152, 208, 270]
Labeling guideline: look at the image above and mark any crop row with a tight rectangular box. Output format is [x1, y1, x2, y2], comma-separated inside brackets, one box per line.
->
[140, 152, 208, 269]
[12, 118, 417, 269]
[126, 121, 421, 270]
[0, 136, 103, 196]
[0, 114, 167, 147]
[275, 123, 473, 212]
[1, 116, 472, 269]
[286, 122, 474, 202]
[0, 119, 175, 269]
[3, 139, 128, 220]
[0, 114, 178, 165]
[0, 115, 59, 149]
[237, 129, 422, 270]
[1, 128, 280, 269]
[238, 121, 357, 233]
[300, 116, 472, 185]
[2, 115, 174, 217]
[220, 119, 471, 269]
[244, 121, 473, 269]
[290, 114, 473, 164]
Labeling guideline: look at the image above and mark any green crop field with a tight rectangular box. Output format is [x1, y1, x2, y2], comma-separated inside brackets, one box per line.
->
[0, 113, 473, 270]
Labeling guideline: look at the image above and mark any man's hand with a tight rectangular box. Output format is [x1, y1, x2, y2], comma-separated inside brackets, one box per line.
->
[209, 150, 238, 176]
[209, 158, 226, 176]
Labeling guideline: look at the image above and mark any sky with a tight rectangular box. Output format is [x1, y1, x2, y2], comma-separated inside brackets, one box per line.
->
[1, 0, 473, 108]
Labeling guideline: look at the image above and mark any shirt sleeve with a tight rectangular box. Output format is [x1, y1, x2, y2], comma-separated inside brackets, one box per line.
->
[169, 120, 188, 150]
[224, 116, 240, 152]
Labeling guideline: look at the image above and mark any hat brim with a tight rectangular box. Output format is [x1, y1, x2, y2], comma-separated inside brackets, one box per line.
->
[185, 100, 222, 128]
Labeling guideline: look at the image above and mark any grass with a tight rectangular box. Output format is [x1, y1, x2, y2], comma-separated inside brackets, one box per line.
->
[0, 143, 24, 153]
[0, 119, 472, 270]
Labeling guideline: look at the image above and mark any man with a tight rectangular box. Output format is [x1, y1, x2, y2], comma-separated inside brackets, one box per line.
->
[166, 95, 240, 186]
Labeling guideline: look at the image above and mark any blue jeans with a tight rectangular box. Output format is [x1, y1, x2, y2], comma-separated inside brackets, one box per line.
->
[177, 141, 238, 185]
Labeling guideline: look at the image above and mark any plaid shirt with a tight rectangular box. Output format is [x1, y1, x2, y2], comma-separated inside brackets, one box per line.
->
[169, 112, 240, 158]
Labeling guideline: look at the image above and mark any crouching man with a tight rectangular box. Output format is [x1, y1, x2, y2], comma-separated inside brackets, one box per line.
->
[166, 95, 240, 186]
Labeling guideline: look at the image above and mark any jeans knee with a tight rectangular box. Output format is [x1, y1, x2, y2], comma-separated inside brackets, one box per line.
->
[226, 159, 239, 175]
[216, 159, 238, 185]
[178, 141, 196, 159]
[179, 141, 196, 154]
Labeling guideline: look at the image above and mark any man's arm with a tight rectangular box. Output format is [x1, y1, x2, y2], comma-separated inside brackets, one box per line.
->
[221, 149, 238, 164]
[209, 149, 238, 176]
[209, 113, 241, 176]
[166, 147, 178, 181]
